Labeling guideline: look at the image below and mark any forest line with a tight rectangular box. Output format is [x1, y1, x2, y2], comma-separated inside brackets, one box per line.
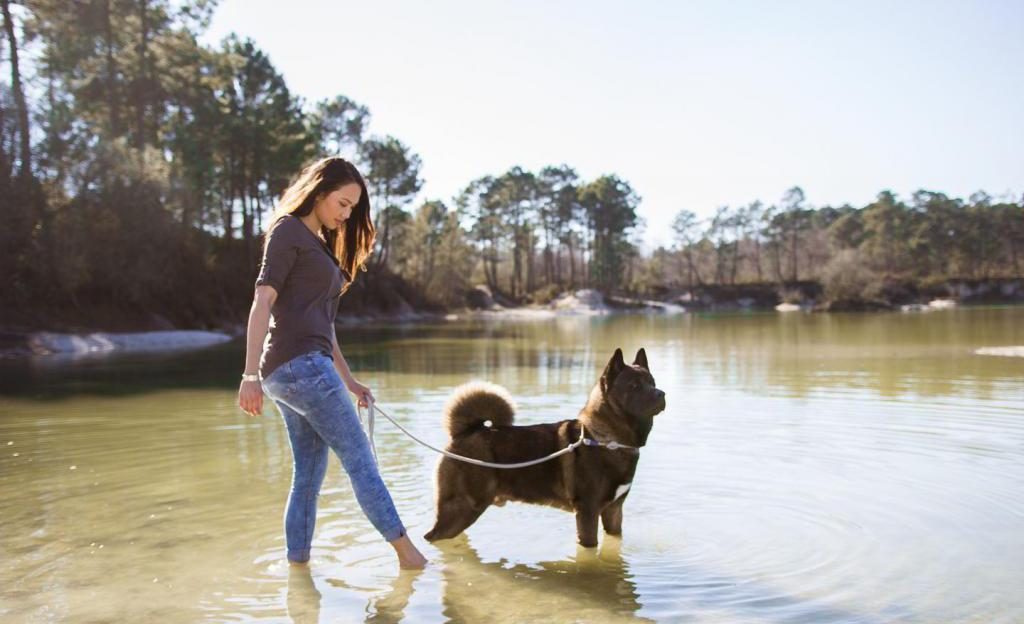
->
[2, 1, 1021, 330]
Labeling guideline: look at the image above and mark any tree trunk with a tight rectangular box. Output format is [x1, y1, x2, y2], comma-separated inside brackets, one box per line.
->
[373, 184, 391, 270]
[525, 228, 535, 293]
[135, 0, 150, 151]
[223, 142, 235, 239]
[2, 0, 31, 179]
[684, 251, 693, 289]
[753, 240, 763, 281]
[0, 82, 9, 180]
[485, 238, 498, 291]
[567, 239, 576, 289]
[772, 242, 784, 284]
[789, 228, 799, 282]
[104, 0, 121, 136]
[730, 242, 739, 285]
[554, 246, 562, 286]
[511, 225, 522, 298]
[244, 187, 256, 269]
[44, 58, 63, 185]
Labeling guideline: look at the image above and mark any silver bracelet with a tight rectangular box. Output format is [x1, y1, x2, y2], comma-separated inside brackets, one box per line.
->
[241, 373, 260, 382]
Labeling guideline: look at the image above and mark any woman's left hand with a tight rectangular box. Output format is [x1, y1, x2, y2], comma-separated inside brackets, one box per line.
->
[347, 379, 375, 408]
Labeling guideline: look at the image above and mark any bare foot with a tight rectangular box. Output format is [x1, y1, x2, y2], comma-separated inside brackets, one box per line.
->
[389, 533, 428, 569]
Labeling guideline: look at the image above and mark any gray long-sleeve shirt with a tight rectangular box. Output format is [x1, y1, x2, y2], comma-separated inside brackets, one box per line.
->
[255, 213, 349, 380]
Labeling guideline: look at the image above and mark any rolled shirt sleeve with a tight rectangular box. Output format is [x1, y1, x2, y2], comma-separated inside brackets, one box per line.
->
[255, 219, 298, 293]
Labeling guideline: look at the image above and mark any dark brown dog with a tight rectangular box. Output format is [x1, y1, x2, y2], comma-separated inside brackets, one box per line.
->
[424, 347, 666, 547]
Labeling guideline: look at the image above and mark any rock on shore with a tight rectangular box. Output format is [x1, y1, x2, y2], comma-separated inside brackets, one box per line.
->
[974, 346, 1024, 358]
[26, 330, 233, 356]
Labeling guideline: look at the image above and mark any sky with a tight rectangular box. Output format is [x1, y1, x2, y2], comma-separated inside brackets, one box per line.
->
[202, 0, 1023, 251]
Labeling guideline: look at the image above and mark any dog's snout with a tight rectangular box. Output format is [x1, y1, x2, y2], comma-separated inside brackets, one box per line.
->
[653, 389, 666, 414]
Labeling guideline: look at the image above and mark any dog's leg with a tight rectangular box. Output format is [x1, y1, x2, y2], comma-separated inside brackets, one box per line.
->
[601, 498, 624, 535]
[575, 506, 600, 548]
[424, 496, 489, 542]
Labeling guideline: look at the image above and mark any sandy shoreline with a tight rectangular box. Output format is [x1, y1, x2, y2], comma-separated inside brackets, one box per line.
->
[0, 330, 235, 360]
[0, 294, 686, 359]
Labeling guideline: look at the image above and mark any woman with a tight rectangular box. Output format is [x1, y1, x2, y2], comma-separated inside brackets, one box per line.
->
[237, 156, 428, 570]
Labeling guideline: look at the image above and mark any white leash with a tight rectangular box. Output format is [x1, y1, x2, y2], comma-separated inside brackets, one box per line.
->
[357, 399, 597, 469]
[357, 396, 379, 465]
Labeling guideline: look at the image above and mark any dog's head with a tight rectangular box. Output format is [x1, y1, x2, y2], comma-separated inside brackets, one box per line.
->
[600, 347, 667, 420]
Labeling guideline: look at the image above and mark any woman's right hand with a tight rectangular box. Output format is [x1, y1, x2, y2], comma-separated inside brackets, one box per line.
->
[239, 380, 264, 417]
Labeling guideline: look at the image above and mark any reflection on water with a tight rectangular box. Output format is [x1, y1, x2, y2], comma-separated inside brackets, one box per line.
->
[1, 306, 1023, 622]
[281, 537, 644, 624]
[364, 568, 419, 624]
[287, 565, 323, 624]
[4, 307, 1021, 402]
[285, 564, 420, 624]
[434, 535, 649, 623]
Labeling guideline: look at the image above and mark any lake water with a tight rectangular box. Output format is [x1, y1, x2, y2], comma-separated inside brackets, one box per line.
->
[1, 307, 1022, 623]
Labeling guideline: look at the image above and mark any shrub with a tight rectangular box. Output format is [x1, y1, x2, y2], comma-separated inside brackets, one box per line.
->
[822, 249, 882, 302]
[528, 284, 563, 305]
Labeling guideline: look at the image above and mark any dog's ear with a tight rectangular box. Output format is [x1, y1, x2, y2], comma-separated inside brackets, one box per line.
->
[601, 348, 626, 394]
[632, 348, 649, 371]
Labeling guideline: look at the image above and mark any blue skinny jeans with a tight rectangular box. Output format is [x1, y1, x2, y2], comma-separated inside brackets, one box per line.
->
[261, 349, 406, 562]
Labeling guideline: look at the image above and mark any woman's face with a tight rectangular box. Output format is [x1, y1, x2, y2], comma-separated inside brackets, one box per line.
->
[314, 183, 361, 230]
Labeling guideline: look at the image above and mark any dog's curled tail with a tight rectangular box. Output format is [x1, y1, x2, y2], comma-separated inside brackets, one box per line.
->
[442, 381, 516, 438]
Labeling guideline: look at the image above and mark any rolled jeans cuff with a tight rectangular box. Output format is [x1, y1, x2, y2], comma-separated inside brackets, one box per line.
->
[383, 524, 407, 542]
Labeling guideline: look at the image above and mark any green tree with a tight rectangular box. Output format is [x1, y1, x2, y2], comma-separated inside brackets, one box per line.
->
[908, 190, 960, 278]
[827, 210, 866, 251]
[538, 164, 581, 288]
[994, 197, 1024, 276]
[578, 175, 640, 293]
[459, 175, 503, 293]
[779, 186, 810, 281]
[738, 201, 764, 281]
[2, 0, 30, 179]
[671, 209, 703, 289]
[490, 166, 538, 299]
[394, 199, 474, 305]
[862, 190, 910, 276]
[214, 35, 313, 262]
[310, 94, 369, 158]
[360, 135, 422, 271]
[707, 206, 741, 285]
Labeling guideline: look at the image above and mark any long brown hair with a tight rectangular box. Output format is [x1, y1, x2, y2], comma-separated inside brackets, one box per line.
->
[266, 156, 376, 292]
